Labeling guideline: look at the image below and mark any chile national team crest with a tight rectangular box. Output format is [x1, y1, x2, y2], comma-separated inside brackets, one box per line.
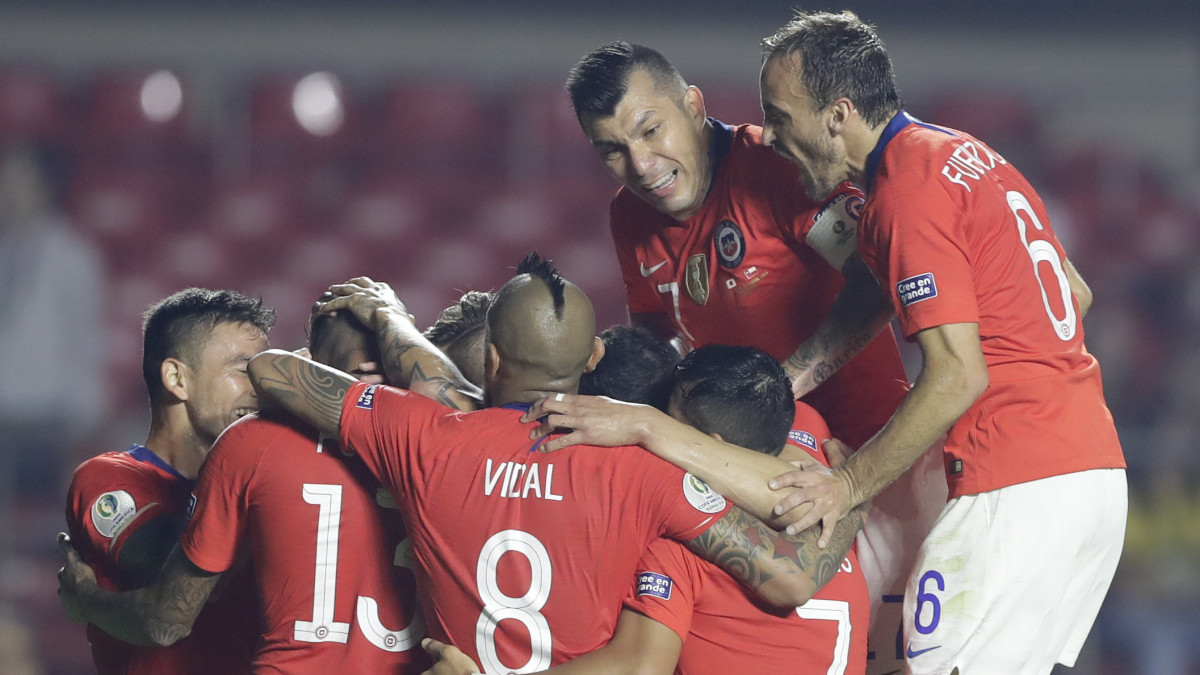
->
[714, 220, 746, 268]
[685, 253, 710, 306]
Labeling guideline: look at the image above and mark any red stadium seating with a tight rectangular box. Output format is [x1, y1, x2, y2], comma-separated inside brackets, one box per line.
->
[247, 71, 363, 169]
[371, 79, 502, 177]
[0, 67, 65, 141]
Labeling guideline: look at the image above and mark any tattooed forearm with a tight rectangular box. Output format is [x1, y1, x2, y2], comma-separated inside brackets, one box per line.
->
[249, 350, 354, 437]
[786, 254, 895, 398]
[74, 548, 222, 647]
[686, 502, 867, 607]
[378, 322, 481, 412]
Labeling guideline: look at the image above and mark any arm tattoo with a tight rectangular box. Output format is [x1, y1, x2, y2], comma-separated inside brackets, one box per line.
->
[79, 547, 222, 647]
[141, 567, 221, 646]
[685, 503, 867, 600]
[253, 352, 352, 437]
[379, 325, 480, 413]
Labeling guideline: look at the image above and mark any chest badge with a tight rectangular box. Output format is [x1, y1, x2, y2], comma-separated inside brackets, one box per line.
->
[685, 253, 710, 306]
[714, 220, 746, 268]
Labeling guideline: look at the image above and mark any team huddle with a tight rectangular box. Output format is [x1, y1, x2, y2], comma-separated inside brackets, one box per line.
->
[56, 11, 1127, 675]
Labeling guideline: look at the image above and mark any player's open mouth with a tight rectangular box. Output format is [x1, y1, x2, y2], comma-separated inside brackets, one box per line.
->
[233, 407, 256, 419]
[644, 169, 677, 194]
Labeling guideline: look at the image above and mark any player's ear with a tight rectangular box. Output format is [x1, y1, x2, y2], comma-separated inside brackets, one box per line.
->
[160, 358, 190, 402]
[684, 85, 706, 127]
[828, 97, 853, 135]
[485, 343, 501, 380]
[583, 337, 606, 374]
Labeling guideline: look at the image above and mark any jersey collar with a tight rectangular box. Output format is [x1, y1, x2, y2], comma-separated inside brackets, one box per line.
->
[501, 403, 552, 453]
[864, 110, 914, 193]
[127, 443, 189, 481]
[864, 110, 959, 193]
[705, 118, 733, 202]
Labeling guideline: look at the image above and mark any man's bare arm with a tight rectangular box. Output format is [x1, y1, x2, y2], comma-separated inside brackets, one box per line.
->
[248, 349, 356, 439]
[58, 534, 221, 647]
[684, 502, 867, 608]
[771, 322, 987, 543]
[319, 279, 482, 412]
[522, 395, 811, 529]
[784, 253, 895, 399]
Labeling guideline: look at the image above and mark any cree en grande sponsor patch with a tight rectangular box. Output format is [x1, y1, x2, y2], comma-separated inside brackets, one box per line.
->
[897, 272, 938, 307]
[787, 430, 818, 452]
[356, 384, 380, 409]
[682, 472, 727, 513]
[91, 490, 137, 538]
[636, 571, 674, 600]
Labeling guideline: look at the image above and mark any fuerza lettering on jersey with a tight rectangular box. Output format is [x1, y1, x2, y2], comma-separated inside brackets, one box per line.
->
[940, 140, 1006, 193]
[483, 458, 564, 501]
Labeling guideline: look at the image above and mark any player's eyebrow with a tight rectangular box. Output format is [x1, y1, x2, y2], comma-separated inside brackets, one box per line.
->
[762, 102, 789, 121]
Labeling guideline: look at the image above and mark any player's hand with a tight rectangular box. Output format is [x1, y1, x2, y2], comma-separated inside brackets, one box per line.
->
[57, 532, 97, 623]
[520, 393, 656, 452]
[420, 637, 481, 675]
[317, 277, 415, 333]
[767, 438, 856, 547]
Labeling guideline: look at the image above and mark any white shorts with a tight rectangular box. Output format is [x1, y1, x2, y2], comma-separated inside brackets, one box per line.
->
[857, 438, 948, 675]
[902, 468, 1127, 675]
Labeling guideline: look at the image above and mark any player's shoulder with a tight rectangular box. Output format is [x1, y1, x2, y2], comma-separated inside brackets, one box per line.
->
[69, 448, 159, 491]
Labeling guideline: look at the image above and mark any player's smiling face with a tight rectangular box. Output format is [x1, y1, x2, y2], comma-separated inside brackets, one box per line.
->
[185, 321, 269, 446]
[583, 69, 711, 220]
[760, 52, 848, 201]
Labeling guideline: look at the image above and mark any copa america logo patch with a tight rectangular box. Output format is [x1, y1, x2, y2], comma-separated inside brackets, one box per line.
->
[787, 430, 818, 452]
[714, 220, 745, 268]
[682, 472, 727, 513]
[636, 571, 674, 600]
[356, 384, 380, 409]
[897, 272, 938, 307]
[91, 490, 137, 539]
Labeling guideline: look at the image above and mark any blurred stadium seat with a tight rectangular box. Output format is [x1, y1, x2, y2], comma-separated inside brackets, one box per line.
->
[0, 67, 64, 141]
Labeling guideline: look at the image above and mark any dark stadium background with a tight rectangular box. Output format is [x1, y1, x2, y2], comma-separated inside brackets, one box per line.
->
[0, 2, 1196, 673]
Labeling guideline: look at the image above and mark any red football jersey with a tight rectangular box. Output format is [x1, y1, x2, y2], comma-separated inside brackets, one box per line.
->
[66, 445, 257, 675]
[626, 403, 869, 675]
[610, 120, 909, 449]
[180, 414, 428, 674]
[857, 111, 1125, 497]
[338, 382, 733, 675]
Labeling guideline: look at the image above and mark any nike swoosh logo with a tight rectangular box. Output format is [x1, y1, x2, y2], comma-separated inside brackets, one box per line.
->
[640, 260, 667, 277]
[906, 644, 941, 658]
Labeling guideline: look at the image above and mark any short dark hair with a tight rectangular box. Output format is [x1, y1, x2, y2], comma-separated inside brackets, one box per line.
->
[672, 344, 794, 456]
[142, 288, 275, 402]
[566, 41, 688, 122]
[761, 10, 902, 128]
[308, 297, 370, 356]
[579, 325, 679, 409]
[424, 290, 494, 350]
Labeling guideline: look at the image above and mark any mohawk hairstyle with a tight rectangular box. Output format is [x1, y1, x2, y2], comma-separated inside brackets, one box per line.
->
[516, 251, 566, 319]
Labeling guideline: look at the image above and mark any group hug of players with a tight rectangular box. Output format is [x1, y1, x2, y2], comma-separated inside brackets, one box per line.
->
[56, 11, 1128, 675]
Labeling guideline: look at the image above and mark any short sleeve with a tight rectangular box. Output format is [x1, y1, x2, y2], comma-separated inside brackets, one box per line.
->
[338, 382, 443, 498]
[637, 457, 733, 543]
[179, 422, 261, 574]
[785, 402, 835, 468]
[66, 457, 173, 564]
[861, 186, 979, 338]
[609, 195, 667, 316]
[624, 539, 702, 642]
